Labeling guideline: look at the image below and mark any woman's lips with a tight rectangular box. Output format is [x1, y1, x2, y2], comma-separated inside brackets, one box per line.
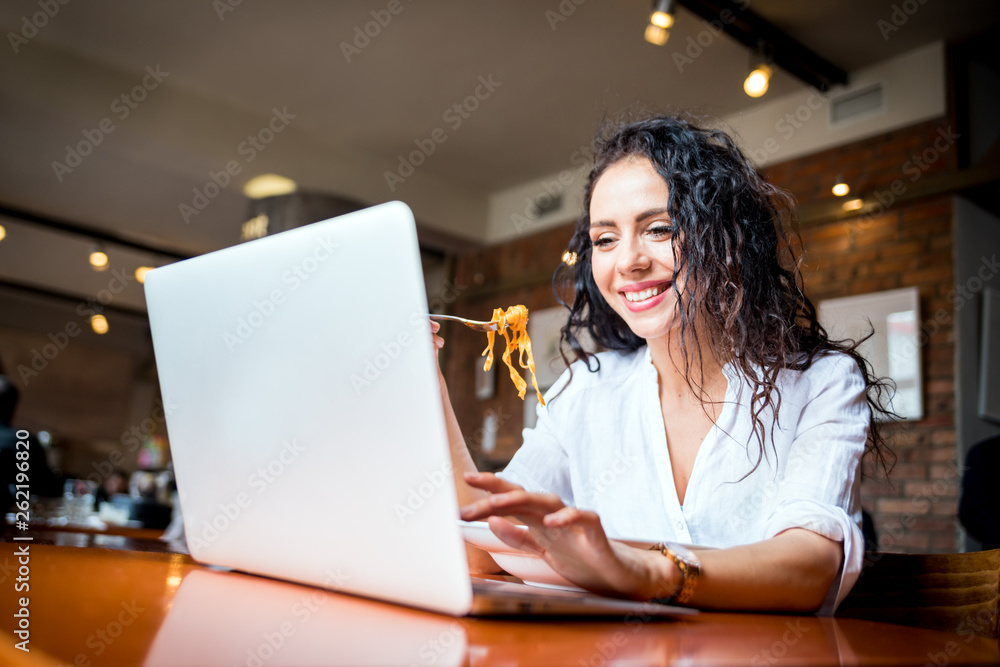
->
[619, 281, 671, 312]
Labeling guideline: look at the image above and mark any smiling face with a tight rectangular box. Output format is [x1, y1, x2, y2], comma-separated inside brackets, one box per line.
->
[588, 157, 681, 341]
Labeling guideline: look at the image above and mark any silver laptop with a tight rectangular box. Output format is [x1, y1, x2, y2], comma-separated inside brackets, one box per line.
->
[145, 201, 692, 618]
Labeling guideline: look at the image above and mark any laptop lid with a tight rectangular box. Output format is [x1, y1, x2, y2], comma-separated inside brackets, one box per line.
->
[145, 201, 473, 615]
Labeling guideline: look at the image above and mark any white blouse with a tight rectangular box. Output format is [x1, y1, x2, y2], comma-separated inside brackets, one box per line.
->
[498, 346, 869, 614]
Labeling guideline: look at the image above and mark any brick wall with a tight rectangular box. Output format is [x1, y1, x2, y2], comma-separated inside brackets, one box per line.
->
[445, 118, 961, 552]
[765, 118, 960, 553]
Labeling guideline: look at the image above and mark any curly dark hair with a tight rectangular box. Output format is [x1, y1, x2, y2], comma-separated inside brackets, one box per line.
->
[558, 114, 894, 476]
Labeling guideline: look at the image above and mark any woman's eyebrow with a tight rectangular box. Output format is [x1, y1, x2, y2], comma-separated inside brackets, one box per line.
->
[589, 219, 617, 229]
[636, 207, 671, 222]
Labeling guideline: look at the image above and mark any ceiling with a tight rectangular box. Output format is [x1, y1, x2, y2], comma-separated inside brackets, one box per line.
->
[1, 0, 999, 312]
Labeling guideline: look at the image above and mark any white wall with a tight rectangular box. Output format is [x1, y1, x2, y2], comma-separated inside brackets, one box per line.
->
[723, 42, 946, 167]
[484, 43, 948, 245]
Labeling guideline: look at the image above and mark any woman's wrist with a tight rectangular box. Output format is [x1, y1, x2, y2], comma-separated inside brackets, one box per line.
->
[638, 548, 682, 601]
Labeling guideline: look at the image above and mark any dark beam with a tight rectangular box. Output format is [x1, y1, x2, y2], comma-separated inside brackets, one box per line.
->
[0, 204, 193, 261]
[676, 0, 848, 92]
[0, 277, 150, 318]
[795, 162, 1000, 228]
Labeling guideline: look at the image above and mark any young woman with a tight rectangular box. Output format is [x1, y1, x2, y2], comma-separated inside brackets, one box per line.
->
[433, 115, 891, 614]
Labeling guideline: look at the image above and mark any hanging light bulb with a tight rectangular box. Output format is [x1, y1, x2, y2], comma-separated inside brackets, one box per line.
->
[649, 0, 675, 28]
[644, 0, 675, 45]
[89, 244, 109, 270]
[744, 64, 772, 98]
[832, 179, 851, 197]
[0, 224, 6, 242]
[744, 41, 774, 98]
[135, 266, 154, 284]
[90, 313, 109, 335]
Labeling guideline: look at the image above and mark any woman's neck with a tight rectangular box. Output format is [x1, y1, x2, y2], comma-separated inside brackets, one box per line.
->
[647, 331, 726, 403]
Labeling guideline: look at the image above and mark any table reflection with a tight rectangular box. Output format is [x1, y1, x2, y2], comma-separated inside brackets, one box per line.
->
[144, 569, 468, 666]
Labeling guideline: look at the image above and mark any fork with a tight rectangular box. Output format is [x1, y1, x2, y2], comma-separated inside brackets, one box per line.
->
[429, 314, 500, 332]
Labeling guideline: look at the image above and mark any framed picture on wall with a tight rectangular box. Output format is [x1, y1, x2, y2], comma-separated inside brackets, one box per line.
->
[522, 306, 596, 429]
[818, 287, 923, 421]
[979, 287, 1000, 423]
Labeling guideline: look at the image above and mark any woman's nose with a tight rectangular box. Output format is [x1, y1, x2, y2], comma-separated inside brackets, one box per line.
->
[616, 238, 650, 274]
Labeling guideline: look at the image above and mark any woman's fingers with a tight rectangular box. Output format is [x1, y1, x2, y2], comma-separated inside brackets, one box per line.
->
[462, 471, 522, 494]
[543, 505, 598, 529]
[459, 487, 565, 522]
[486, 516, 545, 555]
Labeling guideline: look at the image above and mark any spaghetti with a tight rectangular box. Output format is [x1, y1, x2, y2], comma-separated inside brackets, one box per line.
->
[481, 305, 545, 406]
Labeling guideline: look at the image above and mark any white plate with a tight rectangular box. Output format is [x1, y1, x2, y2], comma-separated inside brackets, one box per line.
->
[458, 520, 705, 592]
[458, 520, 583, 590]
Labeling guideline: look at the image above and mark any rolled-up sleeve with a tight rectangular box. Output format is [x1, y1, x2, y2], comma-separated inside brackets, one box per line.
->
[761, 354, 869, 615]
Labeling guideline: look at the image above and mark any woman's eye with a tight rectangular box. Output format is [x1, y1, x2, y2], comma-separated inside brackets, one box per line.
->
[648, 225, 673, 238]
[591, 236, 616, 247]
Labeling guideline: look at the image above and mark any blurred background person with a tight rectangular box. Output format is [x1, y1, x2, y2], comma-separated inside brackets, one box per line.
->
[0, 374, 61, 530]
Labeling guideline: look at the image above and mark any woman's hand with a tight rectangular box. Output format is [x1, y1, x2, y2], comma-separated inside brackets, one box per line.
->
[430, 319, 445, 362]
[430, 318, 449, 394]
[460, 472, 680, 600]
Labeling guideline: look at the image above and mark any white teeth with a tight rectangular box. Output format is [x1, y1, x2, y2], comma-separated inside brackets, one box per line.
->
[624, 285, 665, 302]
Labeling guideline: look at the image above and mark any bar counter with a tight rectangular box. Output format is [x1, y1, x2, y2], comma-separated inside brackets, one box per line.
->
[1, 541, 998, 666]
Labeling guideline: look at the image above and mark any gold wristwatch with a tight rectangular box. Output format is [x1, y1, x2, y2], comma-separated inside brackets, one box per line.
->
[648, 541, 701, 605]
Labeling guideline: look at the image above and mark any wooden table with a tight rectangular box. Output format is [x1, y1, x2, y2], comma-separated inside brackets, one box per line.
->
[1, 542, 997, 666]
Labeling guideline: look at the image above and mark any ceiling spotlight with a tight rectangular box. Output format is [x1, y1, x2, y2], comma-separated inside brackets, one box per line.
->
[90, 313, 109, 335]
[243, 174, 297, 199]
[135, 266, 154, 284]
[89, 244, 109, 270]
[842, 198, 865, 212]
[832, 180, 850, 197]
[744, 64, 772, 98]
[644, 0, 674, 45]
[649, 0, 675, 29]
[744, 42, 774, 98]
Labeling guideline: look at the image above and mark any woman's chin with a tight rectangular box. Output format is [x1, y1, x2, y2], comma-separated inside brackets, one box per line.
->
[621, 320, 674, 341]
